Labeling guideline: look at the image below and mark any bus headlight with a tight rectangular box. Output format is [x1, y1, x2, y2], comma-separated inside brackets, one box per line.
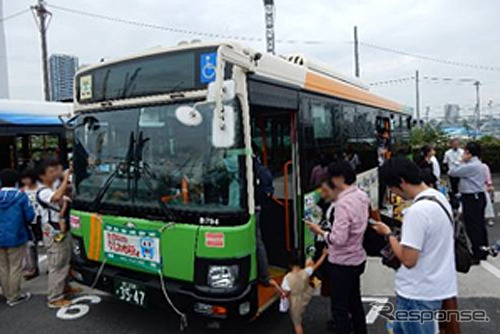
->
[207, 265, 239, 289]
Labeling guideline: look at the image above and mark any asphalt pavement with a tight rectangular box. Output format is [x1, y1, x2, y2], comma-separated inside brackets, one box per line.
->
[2, 185, 500, 333]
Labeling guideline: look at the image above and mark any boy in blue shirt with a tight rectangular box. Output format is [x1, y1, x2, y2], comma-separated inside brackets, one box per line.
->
[0, 169, 35, 306]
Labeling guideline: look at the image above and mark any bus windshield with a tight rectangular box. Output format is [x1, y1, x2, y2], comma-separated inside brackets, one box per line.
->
[73, 100, 247, 220]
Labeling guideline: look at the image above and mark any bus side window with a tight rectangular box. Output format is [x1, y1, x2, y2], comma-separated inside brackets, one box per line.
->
[342, 104, 377, 173]
[301, 97, 342, 191]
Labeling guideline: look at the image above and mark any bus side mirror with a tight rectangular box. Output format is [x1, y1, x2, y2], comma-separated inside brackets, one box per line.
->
[58, 114, 79, 130]
[212, 105, 236, 148]
[175, 106, 203, 127]
[207, 80, 236, 103]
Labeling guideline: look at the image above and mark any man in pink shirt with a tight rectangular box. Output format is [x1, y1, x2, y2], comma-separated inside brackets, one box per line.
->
[307, 161, 369, 334]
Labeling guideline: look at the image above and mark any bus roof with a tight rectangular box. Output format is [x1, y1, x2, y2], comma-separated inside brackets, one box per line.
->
[79, 41, 408, 114]
[250, 50, 407, 114]
[0, 99, 73, 126]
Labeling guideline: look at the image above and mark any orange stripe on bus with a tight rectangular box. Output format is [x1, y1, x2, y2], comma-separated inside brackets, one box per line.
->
[88, 214, 96, 260]
[304, 71, 403, 112]
[182, 177, 189, 204]
[94, 215, 103, 260]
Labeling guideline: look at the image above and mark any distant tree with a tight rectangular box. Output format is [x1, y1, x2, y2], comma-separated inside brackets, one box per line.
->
[480, 135, 500, 145]
[410, 123, 449, 147]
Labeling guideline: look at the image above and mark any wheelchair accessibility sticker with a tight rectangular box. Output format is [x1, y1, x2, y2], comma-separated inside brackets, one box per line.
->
[200, 52, 217, 84]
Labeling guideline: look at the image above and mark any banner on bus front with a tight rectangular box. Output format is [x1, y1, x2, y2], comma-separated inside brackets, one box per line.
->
[103, 224, 161, 273]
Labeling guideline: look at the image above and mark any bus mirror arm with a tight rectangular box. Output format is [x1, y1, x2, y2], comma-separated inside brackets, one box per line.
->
[58, 114, 79, 130]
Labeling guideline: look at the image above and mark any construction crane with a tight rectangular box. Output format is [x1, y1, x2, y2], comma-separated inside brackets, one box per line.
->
[263, 0, 275, 54]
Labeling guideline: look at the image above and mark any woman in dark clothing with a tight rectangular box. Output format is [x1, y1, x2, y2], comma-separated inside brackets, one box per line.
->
[417, 146, 438, 188]
[312, 179, 338, 325]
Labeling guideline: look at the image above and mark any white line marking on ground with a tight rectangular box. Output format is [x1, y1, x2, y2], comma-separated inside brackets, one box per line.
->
[480, 261, 500, 279]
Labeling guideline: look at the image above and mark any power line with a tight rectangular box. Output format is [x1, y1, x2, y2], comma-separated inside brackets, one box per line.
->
[360, 41, 500, 72]
[0, 8, 30, 23]
[369, 76, 414, 86]
[47, 3, 323, 45]
[370, 75, 487, 87]
[42, 3, 500, 75]
[26, 3, 500, 77]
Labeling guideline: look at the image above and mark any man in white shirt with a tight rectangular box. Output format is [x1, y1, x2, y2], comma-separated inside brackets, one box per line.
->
[443, 138, 464, 199]
[429, 147, 441, 181]
[37, 159, 76, 309]
[372, 157, 458, 334]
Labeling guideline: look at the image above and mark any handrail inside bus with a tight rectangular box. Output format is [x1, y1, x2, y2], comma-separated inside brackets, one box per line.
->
[283, 160, 293, 252]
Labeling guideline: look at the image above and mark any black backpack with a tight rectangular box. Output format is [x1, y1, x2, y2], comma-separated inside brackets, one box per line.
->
[416, 196, 474, 274]
[36, 187, 63, 230]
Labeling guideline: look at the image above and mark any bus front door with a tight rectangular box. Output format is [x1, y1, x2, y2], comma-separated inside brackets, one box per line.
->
[250, 107, 299, 269]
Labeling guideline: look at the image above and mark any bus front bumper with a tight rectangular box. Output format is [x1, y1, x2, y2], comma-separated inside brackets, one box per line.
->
[71, 260, 258, 320]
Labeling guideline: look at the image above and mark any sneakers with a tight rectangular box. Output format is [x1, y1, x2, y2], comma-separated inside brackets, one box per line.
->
[24, 270, 40, 281]
[47, 298, 72, 309]
[64, 285, 82, 295]
[7, 292, 32, 307]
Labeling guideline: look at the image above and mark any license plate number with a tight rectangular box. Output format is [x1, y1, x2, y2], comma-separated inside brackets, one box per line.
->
[114, 278, 147, 307]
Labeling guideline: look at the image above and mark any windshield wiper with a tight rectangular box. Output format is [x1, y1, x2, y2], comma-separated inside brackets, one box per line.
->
[90, 131, 135, 212]
[132, 131, 180, 222]
[121, 68, 142, 98]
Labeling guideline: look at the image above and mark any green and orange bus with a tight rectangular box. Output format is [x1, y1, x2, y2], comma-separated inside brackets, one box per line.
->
[68, 42, 411, 323]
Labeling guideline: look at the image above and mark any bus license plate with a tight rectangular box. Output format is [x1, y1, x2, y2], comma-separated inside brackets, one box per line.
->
[114, 278, 147, 307]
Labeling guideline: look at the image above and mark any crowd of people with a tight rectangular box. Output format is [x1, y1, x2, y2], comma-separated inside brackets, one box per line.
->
[274, 138, 495, 334]
[0, 138, 497, 334]
[0, 158, 79, 308]
[416, 139, 494, 261]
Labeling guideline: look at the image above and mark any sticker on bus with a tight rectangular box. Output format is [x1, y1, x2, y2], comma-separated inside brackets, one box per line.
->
[79, 75, 92, 100]
[103, 224, 161, 272]
[205, 232, 225, 248]
[200, 52, 217, 84]
[70, 215, 81, 229]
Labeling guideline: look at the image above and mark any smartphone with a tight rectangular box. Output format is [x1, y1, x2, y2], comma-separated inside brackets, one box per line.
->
[368, 218, 378, 225]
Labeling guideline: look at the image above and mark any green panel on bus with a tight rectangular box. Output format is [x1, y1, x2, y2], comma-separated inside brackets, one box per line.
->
[196, 215, 257, 281]
[71, 210, 199, 282]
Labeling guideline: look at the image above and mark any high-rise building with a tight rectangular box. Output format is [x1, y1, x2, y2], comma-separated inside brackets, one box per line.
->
[444, 104, 460, 124]
[49, 54, 78, 101]
[0, 0, 10, 98]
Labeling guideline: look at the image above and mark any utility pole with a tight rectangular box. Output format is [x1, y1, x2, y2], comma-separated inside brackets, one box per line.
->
[353, 26, 360, 77]
[474, 81, 481, 132]
[31, 0, 52, 101]
[263, 0, 275, 54]
[415, 70, 420, 127]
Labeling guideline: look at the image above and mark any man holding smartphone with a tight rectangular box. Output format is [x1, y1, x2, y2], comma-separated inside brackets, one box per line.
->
[371, 157, 457, 334]
[307, 161, 369, 334]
